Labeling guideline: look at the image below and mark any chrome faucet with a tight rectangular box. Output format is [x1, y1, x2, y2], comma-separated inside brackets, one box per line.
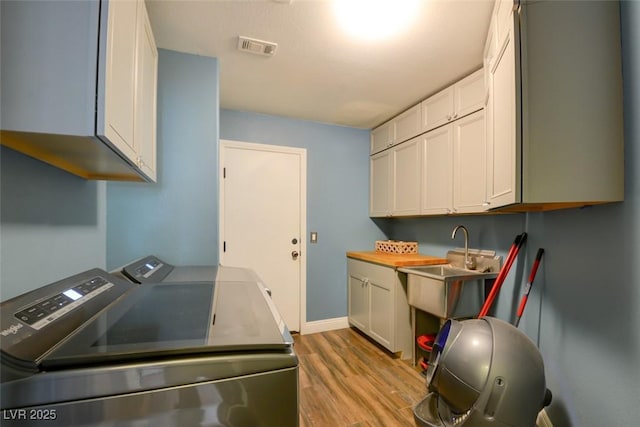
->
[451, 225, 476, 270]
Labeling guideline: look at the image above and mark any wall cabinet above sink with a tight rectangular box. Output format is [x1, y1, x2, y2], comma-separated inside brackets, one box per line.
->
[369, 0, 624, 217]
[0, 0, 158, 182]
[484, 0, 624, 211]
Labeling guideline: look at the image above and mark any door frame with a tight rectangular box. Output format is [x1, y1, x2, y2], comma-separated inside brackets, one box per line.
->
[219, 139, 307, 332]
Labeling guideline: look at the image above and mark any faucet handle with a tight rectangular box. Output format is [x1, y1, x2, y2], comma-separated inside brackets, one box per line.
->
[465, 257, 477, 270]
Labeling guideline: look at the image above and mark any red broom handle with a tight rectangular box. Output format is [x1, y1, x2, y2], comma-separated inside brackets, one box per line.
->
[514, 248, 544, 327]
[478, 233, 527, 318]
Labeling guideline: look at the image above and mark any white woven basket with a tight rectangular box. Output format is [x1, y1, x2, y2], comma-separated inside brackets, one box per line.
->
[375, 240, 418, 254]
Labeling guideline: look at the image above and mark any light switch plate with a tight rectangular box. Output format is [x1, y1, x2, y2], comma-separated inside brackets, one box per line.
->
[310, 232, 318, 243]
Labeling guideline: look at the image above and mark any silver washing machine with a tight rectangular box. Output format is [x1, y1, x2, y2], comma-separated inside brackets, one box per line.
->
[1, 266, 299, 426]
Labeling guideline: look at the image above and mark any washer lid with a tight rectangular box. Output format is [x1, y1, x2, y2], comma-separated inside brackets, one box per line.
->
[41, 280, 290, 370]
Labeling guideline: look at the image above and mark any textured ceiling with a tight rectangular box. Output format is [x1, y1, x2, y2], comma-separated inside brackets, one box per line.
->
[146, 0, 493, 129]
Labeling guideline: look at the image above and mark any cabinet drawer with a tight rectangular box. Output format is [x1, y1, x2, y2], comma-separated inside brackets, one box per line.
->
[347, 258, 395, 291]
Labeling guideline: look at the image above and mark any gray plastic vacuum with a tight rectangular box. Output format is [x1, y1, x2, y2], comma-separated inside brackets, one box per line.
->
[414, 317, 547, 427]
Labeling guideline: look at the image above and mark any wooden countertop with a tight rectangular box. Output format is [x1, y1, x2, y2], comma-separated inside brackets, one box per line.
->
[347, 251, 447, 268]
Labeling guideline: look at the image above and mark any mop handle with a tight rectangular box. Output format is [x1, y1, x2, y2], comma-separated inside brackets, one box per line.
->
[478, 232, 527, 318]
[514, 248, 544, 327]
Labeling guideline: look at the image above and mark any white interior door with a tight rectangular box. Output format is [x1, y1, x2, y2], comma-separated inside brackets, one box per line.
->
[220, 140, 306, 332]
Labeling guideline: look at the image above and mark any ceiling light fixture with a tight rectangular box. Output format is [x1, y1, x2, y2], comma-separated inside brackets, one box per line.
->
[333, 0, 420, 41]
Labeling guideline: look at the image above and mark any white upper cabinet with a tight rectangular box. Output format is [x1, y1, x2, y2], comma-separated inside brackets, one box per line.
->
[486, 19, 519, 208]
[370, 69, 488, 218]
[421, 126, 453, 215]
[134, 1, 159, 182]
[485, 0, 624, 211]
[102, 0, 139, 163]
[370, 135, 424, 218]
[421, 88, 454, 133]
[453, 111, 487, 213]
[371, 120, 394, 155]
[370, 104, 422, 155]
[392, 136, 422, 216]
[393, 104, 422, 145]
[421, 69, 484, 133]
[0, 0, 157, 182]
[421, 110, 487, 215]
[370, 150, 392, 217]
[454, 70, 485, 120]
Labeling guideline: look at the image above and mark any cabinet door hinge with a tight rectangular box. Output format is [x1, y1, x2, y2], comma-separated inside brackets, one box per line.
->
[223, 167, 226, 179]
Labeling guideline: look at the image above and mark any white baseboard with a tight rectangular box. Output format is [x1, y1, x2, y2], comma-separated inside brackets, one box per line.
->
[536, 409, 553, 427]
[300, 316, 349, 335]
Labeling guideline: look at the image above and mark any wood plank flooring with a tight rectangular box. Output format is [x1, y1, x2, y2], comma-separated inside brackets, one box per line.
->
[294, 328, 426, 427]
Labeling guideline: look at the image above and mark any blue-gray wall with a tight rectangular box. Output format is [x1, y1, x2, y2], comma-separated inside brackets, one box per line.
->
[0, 148, 106, 301]
[106, 49, 219, 270]
[220, 109, 387, 321]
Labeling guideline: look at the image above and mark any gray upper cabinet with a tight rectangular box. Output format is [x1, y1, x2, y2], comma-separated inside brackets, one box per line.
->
[485, 0, 624, 211]
[0, 0, 157, 182]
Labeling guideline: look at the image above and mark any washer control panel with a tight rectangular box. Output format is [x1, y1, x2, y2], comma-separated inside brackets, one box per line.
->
[121, 255, 174, 284]
[14, 277, 114, 330]
[0, 268, 135, 368]
[134, 258, 164, 279]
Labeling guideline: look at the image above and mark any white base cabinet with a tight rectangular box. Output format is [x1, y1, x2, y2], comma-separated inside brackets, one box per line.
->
[347, 258, 412, 359]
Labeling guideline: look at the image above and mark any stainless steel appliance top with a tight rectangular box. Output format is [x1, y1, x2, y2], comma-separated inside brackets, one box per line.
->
[1, 266, 296, 409]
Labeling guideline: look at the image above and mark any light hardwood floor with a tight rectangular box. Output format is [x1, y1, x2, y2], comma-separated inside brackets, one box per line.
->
[294, 328, 426, 427]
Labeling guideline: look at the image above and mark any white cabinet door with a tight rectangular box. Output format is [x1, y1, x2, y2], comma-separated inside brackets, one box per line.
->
[371, 121, 394, 154]
[487, 25, 519, 208]
[348, 273, 368, 332]
[370, 151, 392, 217]
[104, 0, 138, 163]
[346, 258, 411, 357]
[454, 69, 485, 120]
[454, 111, 488, 213]
[135, 1, 158, 181]
[495, 0, 515, 42]
[369, 279, 393, 349]
[392, 137, 422, 216]
[421, 70, 484, 134]
[393, 104, 422, 145]
[422, 126, 453, 215]
[421, 87, 454, 133]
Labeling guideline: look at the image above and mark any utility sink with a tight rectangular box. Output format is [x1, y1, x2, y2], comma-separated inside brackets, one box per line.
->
[404, 264, 498, 281]
[399, 249, 501, 318]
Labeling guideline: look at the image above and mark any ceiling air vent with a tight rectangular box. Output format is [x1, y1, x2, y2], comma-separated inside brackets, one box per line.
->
[237, 36, 278, 57]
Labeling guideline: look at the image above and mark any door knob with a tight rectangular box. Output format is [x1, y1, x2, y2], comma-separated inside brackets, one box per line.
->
[291, 251, 300, 260]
